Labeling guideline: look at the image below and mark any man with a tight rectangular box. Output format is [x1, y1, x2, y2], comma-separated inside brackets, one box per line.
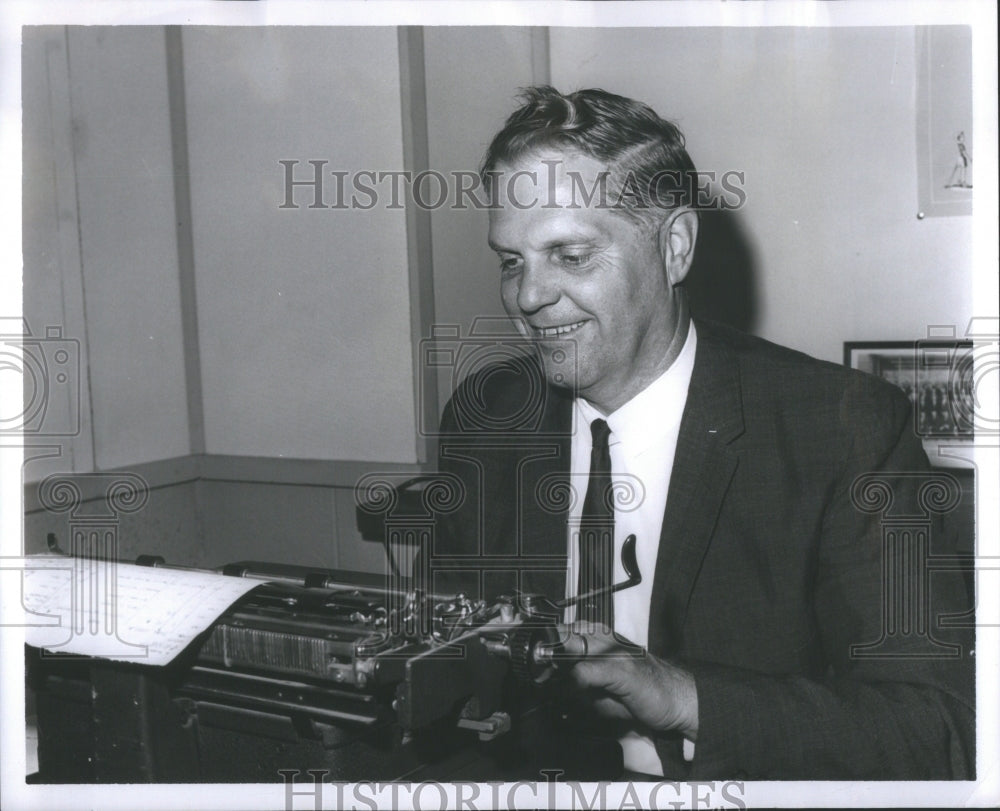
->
[432, 87, 973, 779]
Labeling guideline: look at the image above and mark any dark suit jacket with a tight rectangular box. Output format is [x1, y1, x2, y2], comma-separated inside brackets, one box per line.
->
[432, 319, 974, 779]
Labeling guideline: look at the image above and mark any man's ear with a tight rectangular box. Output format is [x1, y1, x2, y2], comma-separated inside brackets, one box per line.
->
[658, 208, 699, 286]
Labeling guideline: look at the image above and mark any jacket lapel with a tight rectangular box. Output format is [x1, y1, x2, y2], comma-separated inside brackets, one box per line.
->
[647, 322, 745, 655]
[514, 383, 573, 597]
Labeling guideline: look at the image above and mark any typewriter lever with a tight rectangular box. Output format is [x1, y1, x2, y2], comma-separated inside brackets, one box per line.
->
[481, 534, 644, 683]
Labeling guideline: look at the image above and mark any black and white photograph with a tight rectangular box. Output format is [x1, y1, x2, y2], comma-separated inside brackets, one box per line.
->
[1, 2, 997, 809]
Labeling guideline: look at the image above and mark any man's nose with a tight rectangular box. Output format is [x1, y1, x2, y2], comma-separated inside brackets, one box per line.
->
[516, 260, 559, 314]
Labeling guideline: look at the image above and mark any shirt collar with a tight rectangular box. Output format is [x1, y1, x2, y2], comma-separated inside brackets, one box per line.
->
[575, 322, 698, 456]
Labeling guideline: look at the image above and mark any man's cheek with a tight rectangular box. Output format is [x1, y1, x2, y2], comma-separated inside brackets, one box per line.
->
[499, 281, 520, 314]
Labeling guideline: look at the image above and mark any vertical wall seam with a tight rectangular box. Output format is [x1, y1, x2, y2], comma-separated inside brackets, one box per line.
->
[530, 27, 551, 86]
[60, 27, 97, 472]
[164, 27, 206, 457]
[398, 27, 438, 466]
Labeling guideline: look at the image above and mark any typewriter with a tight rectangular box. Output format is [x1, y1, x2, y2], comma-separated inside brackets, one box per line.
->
[28, 535, 641, 783]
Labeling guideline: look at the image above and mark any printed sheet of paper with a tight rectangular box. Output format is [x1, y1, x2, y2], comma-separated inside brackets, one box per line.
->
[20, 555, 261, 665]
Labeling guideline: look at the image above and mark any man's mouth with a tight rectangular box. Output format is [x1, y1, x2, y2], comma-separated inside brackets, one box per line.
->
[533, 320, 587, 338]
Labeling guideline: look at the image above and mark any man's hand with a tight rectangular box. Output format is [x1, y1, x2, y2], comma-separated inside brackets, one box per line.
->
[562, 622, 700, 741]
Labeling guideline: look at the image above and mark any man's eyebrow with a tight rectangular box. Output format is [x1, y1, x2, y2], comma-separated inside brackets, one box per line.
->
[540, 237, 596, 249]
[488, 236, 597, 253]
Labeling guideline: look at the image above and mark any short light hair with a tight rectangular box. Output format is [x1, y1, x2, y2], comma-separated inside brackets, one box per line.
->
[480, 86, 698, 223]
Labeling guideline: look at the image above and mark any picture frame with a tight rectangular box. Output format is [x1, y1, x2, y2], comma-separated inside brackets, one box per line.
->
[844, 340, 975, 468]
[915, 26, 973, 219]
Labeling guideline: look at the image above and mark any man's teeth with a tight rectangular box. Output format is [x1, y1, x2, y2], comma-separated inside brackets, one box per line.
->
[537, 321, 585, 338]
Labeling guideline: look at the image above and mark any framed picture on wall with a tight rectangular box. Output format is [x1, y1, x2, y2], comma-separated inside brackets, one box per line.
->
[844, 340, 975, 468]
[916, 26, 973, 218]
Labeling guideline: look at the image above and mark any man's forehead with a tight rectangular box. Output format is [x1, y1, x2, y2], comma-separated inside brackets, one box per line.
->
[491, 150, 611, 209]
[487, 208, 609, 252]
[487, 189, 618, 251]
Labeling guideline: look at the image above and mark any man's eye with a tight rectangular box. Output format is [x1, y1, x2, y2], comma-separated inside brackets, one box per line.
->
[557, 252, 590, 267]
[499, 256, 522, 272]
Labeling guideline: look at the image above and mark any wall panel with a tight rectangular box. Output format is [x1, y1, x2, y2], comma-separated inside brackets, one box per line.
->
[68, 27, 191, 469]
[183, 27, 418, 463]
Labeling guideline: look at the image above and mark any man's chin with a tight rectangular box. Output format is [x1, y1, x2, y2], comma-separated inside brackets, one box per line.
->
[541, 367, 589, 399]
[534, 343, 580, 391]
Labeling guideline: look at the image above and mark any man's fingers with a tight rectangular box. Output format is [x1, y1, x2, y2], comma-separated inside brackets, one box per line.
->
[565, 621, 642, 656]
[571, 653, 635, 694]
[588, 695, 634, 721]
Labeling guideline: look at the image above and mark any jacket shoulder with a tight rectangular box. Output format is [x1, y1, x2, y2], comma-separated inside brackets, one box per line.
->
[696, 319, 915, 455]
[699, 319, 910, 408]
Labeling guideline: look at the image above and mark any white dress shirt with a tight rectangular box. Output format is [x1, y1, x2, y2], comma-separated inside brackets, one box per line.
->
[566, 322, 697, 775]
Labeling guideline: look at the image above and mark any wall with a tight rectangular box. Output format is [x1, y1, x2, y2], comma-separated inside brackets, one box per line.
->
[548, 27, 974, 365]
[68, 28, 193, 469]
[183, 27, 419, 463]
[23, 26, 423, 476]
[21, 27, 190, 481]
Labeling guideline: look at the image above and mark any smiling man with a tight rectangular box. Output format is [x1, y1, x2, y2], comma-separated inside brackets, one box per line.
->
[433, 87, 973, 780]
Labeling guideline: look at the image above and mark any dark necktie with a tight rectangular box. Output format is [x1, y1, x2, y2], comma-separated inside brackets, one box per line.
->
[577, 418, 614, 627]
